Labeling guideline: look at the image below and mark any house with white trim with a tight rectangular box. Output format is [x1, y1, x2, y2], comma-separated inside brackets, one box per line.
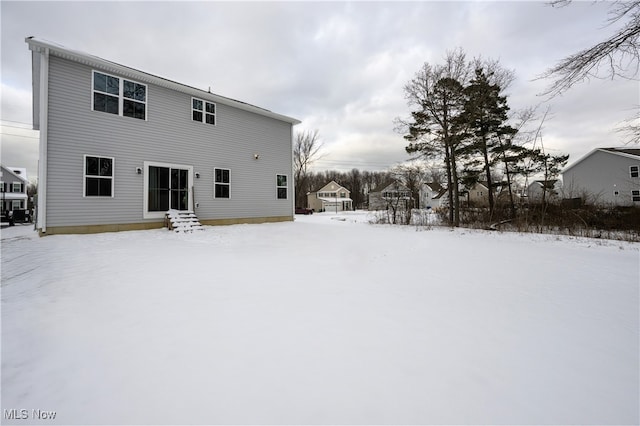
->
[27, 37, 300, 235]
[307, 180, 352, 212]
[419, 182, 447, 210]
[1, 165, 29, 214]
[368, 181, 412, 211]
[561, 147, 640, 206]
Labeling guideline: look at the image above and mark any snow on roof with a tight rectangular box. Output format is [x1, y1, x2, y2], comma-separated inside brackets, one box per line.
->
[318, 197, 353, 202]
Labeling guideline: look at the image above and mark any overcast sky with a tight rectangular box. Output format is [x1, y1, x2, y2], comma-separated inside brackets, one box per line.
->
[1, 1, 638, 180]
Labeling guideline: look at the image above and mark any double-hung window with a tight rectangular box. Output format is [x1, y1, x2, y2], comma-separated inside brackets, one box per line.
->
[11, 183, 23, 193]
[630, 165, 639, 178]
[632, 190, 640, 202]
[93, 71, 146, 120]
[84, 155, 114, 197]
[214, 168, 230, 199]
[277, 175, 288, 199]
[192, 98, 216, 125]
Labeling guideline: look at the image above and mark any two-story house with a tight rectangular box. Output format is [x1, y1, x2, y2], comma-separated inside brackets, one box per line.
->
[368, 181, 412, 211]
[419, 182, 447, 210]
[562, 147, 640, 206]
[27, 37, 300, 235]
[1, 165, 29, 214]
[307, 180, 352, 212]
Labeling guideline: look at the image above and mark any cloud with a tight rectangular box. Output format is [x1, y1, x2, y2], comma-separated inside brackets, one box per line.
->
[1, 1, 637, 179]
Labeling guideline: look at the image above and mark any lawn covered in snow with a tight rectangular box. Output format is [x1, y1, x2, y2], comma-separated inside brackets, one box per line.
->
[1, 211, 638, 425]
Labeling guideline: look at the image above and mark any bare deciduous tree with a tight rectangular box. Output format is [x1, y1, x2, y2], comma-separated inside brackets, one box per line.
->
[541, 0, 640, 143]
[293, 129, 323, 207]
[541, 0, 640, 96]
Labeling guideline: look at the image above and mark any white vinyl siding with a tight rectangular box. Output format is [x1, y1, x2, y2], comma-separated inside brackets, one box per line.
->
[42, 55, 294, 228]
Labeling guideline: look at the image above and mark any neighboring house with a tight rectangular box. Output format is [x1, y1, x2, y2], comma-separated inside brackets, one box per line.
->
[368, 181, 412, 211]
[526, 179, 561, 204]
[307, 180, 353, 212]
[419, 182, 448, 209]
[27, 37, 300, 235]
[562, 147, 640, 206]
[465, 181, 490, 207]
[0, 165, 29, 213]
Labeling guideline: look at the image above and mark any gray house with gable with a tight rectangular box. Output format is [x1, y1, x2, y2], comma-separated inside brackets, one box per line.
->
[27, 37, 300, 235]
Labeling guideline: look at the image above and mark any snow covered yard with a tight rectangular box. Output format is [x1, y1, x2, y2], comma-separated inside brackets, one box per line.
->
[1, 211, 638, 425]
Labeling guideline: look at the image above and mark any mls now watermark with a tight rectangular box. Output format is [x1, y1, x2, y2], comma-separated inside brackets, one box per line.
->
[4, 409, 57, 420]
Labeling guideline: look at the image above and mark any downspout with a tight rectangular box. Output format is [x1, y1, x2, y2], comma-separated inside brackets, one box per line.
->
[37, 47, 49, 234]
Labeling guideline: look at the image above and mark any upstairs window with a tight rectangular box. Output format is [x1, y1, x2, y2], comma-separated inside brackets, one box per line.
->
[214, 168, 230, 199]
[630, 166, 639, 178]
[93, 71, 146, 120]
[277, 175, 288, 199]
[84, 155, 114, 197]
[11, 183, 23, 193]
[192, 98, 216, 125]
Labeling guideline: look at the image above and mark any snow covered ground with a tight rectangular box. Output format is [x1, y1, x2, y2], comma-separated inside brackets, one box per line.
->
[1, 211, 638, 425]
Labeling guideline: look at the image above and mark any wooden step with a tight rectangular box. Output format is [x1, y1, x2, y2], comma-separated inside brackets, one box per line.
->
[165, 209, 205, 232]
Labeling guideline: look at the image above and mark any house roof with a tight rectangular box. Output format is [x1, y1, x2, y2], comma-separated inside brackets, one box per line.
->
[371, 180, 409, 193]
[318, 197, 353, 203]
[563, 147, 640, 174]
[311, 180, 350, 194]
[1, 165, 29, 183]
[423, 182, 444, 192]
[528, 179, 558, 189]
[26, 37, 301, 128]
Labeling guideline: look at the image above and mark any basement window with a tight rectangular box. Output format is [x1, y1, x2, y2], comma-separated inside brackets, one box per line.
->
[632, 190, 640, 202]
[630, 166, 639, 178]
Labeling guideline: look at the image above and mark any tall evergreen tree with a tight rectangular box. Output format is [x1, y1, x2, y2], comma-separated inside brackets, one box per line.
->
[457, 68, 514, 217]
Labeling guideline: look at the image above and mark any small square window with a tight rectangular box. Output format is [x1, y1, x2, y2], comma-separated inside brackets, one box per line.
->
[192, 98, 216, 125]
[630, 166, 639, 178]
[632, 190, 640, 202]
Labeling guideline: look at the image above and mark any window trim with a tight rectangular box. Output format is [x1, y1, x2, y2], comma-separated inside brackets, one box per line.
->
[630, 165, 639, 178]
[191, 97, 216, 125]
[83, 155, 115, 198]
[276, 174, 288, 200]
[11, 183, 23, 193]
[213, 167, 231, 199]
[143, 161, 193, 219]
[92, 70, 147, 120]
[632, 190, 640, 202]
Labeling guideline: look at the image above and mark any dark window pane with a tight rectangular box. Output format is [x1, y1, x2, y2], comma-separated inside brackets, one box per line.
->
[222, 169, 229, 183]
[193, 110, 203, 122]
[205, 114, 215, 125]
[124, 100, 145, 120]
[149, 189, 169, 211]
[99, 178, 112, 196]
[205, 102, 215, 114]
[215, 184, 229, 198]
[106, 75, 119, 95]
[95, 93, 119, 114]
[193, 99, 203, 111]
[277, 175, 287, 187]
[277, 187, 287, 199]
[86, 177, 99, 196]
[99, 158, 112, 176]
[94, 72, 106, 92]
[86, 156, 99, 175]
[171, 190, 188, 210]
[124, 80, 146, 101]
